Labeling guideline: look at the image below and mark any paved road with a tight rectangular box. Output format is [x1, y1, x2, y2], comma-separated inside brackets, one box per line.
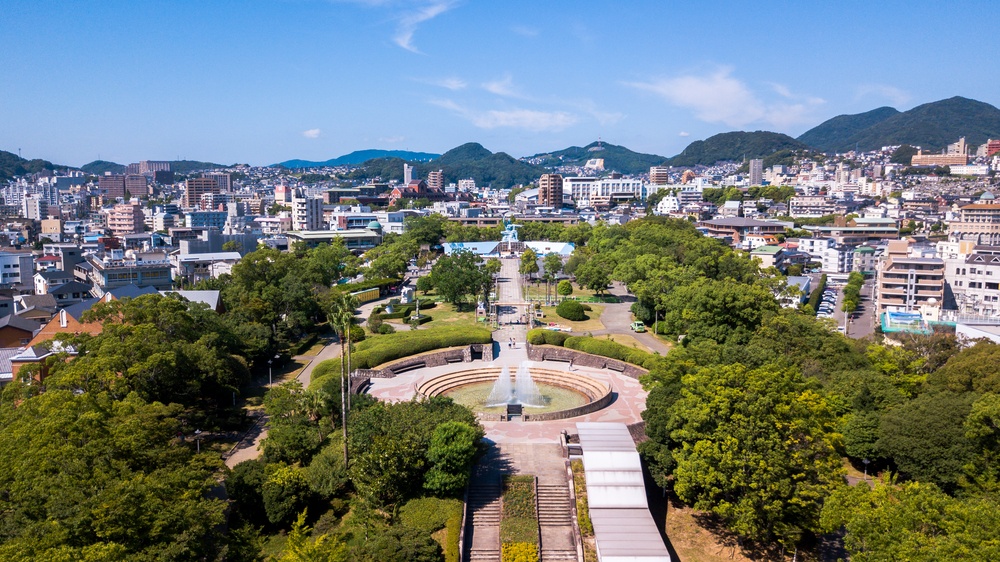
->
[568, 282, 672, 355]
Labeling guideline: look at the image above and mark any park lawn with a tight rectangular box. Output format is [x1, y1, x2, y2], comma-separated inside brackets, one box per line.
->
[524, 282, 606, 302]
[298, 339, 328, 357]
[424, 302, 481, 326]
[594, 333, 652, 354]
[537, 303, 605, 332]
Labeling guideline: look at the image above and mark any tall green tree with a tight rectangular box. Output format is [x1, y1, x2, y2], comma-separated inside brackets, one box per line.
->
[668, 363, 845, 547]
[519, 248, 539, 278]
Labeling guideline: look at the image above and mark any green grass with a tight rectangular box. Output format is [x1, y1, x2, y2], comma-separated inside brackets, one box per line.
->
[501, 475, 538, 545]
[536, 303, 605, 332]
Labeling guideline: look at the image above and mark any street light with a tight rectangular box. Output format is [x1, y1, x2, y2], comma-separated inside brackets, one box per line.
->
[194, 429, 202, 453]
[267, 359, 273, 387]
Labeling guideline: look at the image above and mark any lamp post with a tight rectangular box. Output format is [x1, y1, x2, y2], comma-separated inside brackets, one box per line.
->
[267, 359, 273, 387]
[194, 429, 202, 453]
[863, 458, 870, 481]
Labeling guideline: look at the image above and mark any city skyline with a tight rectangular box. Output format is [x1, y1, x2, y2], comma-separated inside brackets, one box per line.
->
[2, 0, 999, 166]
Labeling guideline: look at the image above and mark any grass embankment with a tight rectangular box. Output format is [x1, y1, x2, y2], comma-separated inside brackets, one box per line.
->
[309, 324, 493, 390]
[501, 475, 539, 562]
[570, 460, 597, 562]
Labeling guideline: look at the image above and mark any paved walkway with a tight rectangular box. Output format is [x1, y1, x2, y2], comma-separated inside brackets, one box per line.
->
[225, 293, 395, 469]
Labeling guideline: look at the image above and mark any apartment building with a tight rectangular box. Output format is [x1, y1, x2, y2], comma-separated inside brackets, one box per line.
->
[876, 240, 945, 314]
[538, 174, 564, 208]
[948, 192, 1000, 245]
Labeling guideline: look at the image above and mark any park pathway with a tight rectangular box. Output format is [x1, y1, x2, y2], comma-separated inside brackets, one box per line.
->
[224, 293, 393, 469]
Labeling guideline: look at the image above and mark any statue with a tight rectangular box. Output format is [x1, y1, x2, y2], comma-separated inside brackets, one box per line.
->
[501, 217, 521, 244]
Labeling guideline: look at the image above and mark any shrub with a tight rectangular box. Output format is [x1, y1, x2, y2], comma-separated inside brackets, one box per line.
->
[526, 329, 570, 346]
[349, 324, 366, 343]
[580, 303, 592, 311]
[556, 300, 586, 321]
[502, 542, 538, 562]
[399, 497, 463, 534]
[378, 323, 396, 335]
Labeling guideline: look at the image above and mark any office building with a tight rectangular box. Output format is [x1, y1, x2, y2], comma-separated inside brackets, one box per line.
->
[205, 172, 231, 192]
[749, 159, 764, 186]
[538, 174, 564, 208]
[124, 174, 148, 197]
[99, 174, 127, 199]
[184, 177, 219, 208]
[911, 150, 968, 166]
[649, 166, 670, 185]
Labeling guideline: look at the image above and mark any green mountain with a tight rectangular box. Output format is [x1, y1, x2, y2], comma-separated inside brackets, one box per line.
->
[81, 160, 127, 175]
[418, 143, 544, 188]
[0, 150, 72, 181]
[797, 107, 900, 152]
[667, 131, 811, 167]
[801, 97, 1000, 152]
[346, 143, 544, 188]
[275, 150, 439, 168]
[524, 141, 669, 174]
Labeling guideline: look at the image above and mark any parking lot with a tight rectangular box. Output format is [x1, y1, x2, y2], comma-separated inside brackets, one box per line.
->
[814, 278, 875, 339]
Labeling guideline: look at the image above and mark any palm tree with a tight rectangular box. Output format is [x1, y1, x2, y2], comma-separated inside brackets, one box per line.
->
[303, 388, 332, 441]
[325, 290, 359, 466]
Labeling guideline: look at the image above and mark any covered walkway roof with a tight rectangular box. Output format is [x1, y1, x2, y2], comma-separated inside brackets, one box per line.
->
[577, 422, 671, 562]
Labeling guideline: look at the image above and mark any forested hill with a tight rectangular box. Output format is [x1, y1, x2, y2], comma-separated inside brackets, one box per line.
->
[667, 131, 811, 166]
[276, 150, 439, 168]
[797, 106, 901, 152]
[348, 142, 545, 188]
[0, 150, 72, 180]
[524, 141, 669, 174]
[799, 96, 1000, 152]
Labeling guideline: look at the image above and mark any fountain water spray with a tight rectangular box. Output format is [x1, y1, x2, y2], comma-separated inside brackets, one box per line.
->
[485, 364, 545, 407]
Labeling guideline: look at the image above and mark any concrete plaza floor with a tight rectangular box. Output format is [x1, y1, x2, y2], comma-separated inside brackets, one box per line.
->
[366, 342, 649, 444]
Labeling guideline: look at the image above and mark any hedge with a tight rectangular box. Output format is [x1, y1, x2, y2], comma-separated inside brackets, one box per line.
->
[526, 329, 571, 346]
[807, 274, 828, 314]
[526, 329, 658, 369]
[501, 475, 538, 548]
[565, 336, 656, 368]
[309, 325, 493, 389]
[399, 497, 462, 534]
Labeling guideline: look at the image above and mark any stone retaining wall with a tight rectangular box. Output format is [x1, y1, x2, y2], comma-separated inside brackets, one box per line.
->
[525, 344, 648, 379]
[522, 390, 615, 422]
[349, 343, 493, 384]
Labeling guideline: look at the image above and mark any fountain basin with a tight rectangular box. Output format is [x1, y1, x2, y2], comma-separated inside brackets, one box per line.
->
[415, 367, 613, 421]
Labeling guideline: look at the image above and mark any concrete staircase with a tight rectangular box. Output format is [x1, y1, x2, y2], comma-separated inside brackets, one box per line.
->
[537, 483, 579, 562]
[465, 481, 501, 562]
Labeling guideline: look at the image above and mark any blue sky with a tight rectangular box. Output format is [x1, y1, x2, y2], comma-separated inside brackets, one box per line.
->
[2, 0, 998, 166]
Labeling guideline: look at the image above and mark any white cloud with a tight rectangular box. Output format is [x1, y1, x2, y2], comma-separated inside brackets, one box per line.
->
[511, 25, 538, 37]
[302, 128, 321, 139]
[678, 131, 690, 137]
[394, 1, 455, 53]
[430, 99, 578, 132]
[482, 73, 523, 98]
[626, 67, 764, 127]
[416, 76, 467, 90]
[627, 67, 825, 129]
[855, 84, 911, 107]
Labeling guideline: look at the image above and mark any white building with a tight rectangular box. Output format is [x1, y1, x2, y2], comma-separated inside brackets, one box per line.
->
[291, 189, 324, 231]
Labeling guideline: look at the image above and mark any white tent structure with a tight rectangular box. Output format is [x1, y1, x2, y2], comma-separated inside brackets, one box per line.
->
[577, 422, 671, 562]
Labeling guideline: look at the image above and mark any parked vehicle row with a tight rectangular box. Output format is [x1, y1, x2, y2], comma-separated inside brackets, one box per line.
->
[816, 287, 838, 319]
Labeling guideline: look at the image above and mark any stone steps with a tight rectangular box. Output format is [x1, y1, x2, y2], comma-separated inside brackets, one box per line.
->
[537, 484, 574, 526]
[541, 550, 579, 561]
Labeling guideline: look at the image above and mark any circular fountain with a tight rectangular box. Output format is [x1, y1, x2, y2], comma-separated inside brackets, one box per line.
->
[415, 363, 613, 421]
